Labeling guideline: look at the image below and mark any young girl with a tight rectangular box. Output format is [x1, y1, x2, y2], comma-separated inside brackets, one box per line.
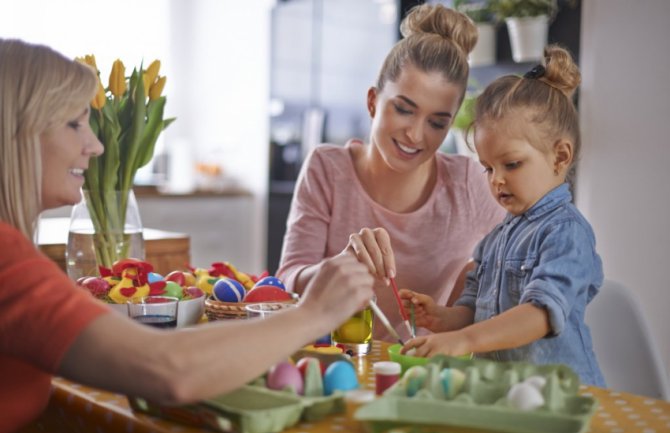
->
[400, 45, 605, 386]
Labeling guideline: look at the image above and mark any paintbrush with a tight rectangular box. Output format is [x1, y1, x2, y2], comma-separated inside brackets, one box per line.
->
[368, 298, 405, 345]
[389, 277, 414, 338]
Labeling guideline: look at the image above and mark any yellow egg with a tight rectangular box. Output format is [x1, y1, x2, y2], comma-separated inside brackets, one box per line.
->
[336, 317, 371, 343]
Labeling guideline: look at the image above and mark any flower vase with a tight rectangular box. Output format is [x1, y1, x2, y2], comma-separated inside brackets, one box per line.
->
[66, 190, 145, 281]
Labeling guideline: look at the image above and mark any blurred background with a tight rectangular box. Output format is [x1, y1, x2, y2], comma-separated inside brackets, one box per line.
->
[2, 0, 669, 387]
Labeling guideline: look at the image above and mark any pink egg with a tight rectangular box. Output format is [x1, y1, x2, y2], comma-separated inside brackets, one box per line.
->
[267, 362, 304, 395]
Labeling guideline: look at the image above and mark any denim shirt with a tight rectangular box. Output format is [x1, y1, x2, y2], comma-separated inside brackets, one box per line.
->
[456, 183, 606, 386]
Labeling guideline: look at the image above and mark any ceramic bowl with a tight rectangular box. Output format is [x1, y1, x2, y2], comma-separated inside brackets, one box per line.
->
[105, 296, 205, 328]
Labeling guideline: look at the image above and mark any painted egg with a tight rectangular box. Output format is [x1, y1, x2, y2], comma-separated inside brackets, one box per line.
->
[401, 365, 428, 397]
[147, 272, 164, 283]
[337, 317, 371, 342]
[163, 281, 184, 299]
[267, 361, 304, 395]
[196, 275, 218, 295]
[439, 368, 466, 398]
[243, 286, 293, 302]
[212, 278, 246, 302]
[253, 276, 286, 291]
[323, 360, 358, 395]
[507, 382, 545, 411]
[523, 375, 547, 391]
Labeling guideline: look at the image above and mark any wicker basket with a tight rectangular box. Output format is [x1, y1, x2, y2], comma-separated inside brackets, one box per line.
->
[205, 296, 298, 321]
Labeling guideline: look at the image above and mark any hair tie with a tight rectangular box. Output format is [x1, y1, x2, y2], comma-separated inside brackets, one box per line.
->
[524, 64, 546, 79]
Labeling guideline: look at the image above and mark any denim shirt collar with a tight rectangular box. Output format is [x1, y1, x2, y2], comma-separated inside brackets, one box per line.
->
[503, 183, 572, 224]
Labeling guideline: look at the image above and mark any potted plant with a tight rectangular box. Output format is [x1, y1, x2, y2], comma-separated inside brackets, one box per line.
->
[490, 0, 558, 62]
[454, 0, 497, 67]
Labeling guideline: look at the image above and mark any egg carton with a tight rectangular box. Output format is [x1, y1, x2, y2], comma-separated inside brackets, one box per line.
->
[355, 355, 598, 433]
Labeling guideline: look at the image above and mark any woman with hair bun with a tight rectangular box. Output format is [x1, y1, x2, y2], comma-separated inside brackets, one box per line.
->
[401, 45, 606, 386]
[278, 4, 505, 341]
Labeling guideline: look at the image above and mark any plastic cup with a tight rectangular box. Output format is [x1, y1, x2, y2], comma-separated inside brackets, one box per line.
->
[331, 304, 374, 356]
[245, 302, 296, 319]
[373, 361, 401, 395]
[127, 296, 179, 329]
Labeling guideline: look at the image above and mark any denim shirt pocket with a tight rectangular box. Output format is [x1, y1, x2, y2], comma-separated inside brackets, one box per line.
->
[503, 256, 537, 303]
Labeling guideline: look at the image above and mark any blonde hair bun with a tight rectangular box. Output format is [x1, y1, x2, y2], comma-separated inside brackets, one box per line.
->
[400, 4, 478, 56]
[542, 45, 581, 99]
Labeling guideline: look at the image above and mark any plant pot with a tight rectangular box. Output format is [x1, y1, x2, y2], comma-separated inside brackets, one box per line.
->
[470, 23, 496, 67]
[505, 15, 549, 63]
[66, 190, 145, 280]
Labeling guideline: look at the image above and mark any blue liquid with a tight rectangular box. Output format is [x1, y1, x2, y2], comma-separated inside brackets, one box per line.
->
[135, 314, 177, 329]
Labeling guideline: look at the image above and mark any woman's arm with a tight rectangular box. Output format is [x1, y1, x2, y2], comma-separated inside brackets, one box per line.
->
[58, 253, 374, 404]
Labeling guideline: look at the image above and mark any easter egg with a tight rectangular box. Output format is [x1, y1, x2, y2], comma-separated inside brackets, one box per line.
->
[196, 275, 218, 295]
[165, 271, 186, 286]
[296, 357, 325, 377]
[296, 357, 324, 397]
[253, 276, 286, 291]
[336, 317, 371, 343]
[402, 365, 428, 397]
[183, 286, 205, 300]
[323, 360, 358, 395]
[147, 272, 164, 283]
[243, 286, 293, 302]
[212, 278, 246, 302]
[507, 382, 545, 411]
[81, 277, 110, 299]
[163, 281, 184, 299]
[440, 368, 466, 398]
[267, 361, 304, 395]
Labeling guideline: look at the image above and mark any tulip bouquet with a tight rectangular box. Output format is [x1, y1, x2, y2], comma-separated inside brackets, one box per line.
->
[75, 55, 175, 269]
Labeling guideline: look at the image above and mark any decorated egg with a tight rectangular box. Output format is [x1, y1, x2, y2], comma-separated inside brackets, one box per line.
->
[212, 278, 246, 302]
[183, 286, 205, 300]
[243, 286, 293, 302]
[267, 361, 304, 395]
[523, 375, 547, 391]
[323, 360, 358, 395]
[165, 270, 186, 286]
[147, 272, 164, 283]
[439, 368, 466, 398]
[507, 382, 545, 411]
[163, 281, 184, 299]
[196, 275, 218, 295]
[336, 317, 371, 342]
[253, 276, 286, 291]
[401, 365, 428, 397]
[80, 277, 110, 299]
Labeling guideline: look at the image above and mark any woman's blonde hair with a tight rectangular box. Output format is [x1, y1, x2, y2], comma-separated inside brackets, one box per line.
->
[0, 38, 98, 240]
[376, 3, 477, 102]
[473, 45, 582, 182]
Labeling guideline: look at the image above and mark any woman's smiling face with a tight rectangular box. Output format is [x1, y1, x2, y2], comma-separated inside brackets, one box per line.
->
[39, 107, 103, 210]
[368, 63, 463, 174]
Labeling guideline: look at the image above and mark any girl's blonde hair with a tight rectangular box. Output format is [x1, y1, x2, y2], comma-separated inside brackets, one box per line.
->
[0, 38, 98, 240]
[474, 45, 582, 182]
[376, 3, 477, 102]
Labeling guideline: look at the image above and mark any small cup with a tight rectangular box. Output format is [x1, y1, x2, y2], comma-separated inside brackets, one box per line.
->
[331, 303, 374, 356]
[127, 296, 179, 329]
[245, 302, 296, 319]
[373, 361, 401, 395]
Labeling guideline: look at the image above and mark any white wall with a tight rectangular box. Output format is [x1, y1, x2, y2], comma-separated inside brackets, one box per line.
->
[578, 0, 670, 385]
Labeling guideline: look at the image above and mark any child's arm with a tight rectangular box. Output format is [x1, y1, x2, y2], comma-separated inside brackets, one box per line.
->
[399, 288, 474, 333]
[403, 302, 550, 357]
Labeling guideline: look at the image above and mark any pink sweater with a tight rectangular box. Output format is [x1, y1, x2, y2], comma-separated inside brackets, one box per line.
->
[277, 142, 505, 341]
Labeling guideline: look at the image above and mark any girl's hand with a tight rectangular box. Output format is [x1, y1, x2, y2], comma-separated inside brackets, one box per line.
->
[399, 288, 442, 332]
[401, 331, 472, 358]
[341, 227, 395, 283]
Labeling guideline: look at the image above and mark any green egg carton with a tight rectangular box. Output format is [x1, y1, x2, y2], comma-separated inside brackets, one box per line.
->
[129, 385, 303, 433]
[354, 356, 598, 433]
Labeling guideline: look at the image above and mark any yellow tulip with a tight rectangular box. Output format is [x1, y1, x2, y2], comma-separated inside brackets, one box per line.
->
[91, 79, 106, 110]
[148, 76, 166, 100]
[142, 60, 161, 97]
[75, 54, 99, 74]
[108, 59, 127, 98]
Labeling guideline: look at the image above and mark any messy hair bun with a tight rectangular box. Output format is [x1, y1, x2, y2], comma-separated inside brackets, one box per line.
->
[541, 45, 581, 99]
[400, 4, 478, 56]
[376, 4, 476, 98]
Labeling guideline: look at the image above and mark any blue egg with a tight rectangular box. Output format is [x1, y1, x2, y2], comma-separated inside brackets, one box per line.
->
[314, 333, 332, 345]
[147, 272, 164, 283]
[323, 360, 358, 395]
[253, 276, 286, 291]
[212, 278, 246, 302]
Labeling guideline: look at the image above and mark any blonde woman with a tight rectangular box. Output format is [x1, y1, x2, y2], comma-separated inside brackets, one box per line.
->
[0, 38, 374, 431]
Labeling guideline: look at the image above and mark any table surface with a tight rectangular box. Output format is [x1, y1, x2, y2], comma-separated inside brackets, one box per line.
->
[23, 340, 670, 433]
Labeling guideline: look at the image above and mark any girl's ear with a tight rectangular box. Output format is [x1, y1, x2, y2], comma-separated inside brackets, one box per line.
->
[367, 87, 377, 118]
[553, 139, 573, 175]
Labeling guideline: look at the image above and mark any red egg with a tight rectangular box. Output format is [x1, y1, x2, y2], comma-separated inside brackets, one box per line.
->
[81, 277, 110, 299]
[296, 357, 324, 377]
[244, 286, 293, 302]
[165, 271, 186, 287]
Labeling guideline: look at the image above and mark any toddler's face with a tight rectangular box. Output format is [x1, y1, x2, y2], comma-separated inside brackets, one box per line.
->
[474, 115, 565, 216]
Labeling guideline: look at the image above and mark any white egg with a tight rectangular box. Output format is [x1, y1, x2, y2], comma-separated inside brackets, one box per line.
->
[523, 375, 547, 391]
[507, 382, 545, 411]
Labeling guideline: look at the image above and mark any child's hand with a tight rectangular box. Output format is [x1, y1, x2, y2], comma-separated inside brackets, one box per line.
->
[401, 331, 472, 358]
[399, 288, 442, 332]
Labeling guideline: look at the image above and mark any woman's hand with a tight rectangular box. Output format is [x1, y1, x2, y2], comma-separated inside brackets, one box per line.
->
[342, 227, 395, 284]
[401, 331, 472, 358]
[399, 288, 443, 332]
[300, 252, 375, 330]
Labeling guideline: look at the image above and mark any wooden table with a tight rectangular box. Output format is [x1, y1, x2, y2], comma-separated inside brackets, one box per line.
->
[19, 341, 670, 433]
[37, 217, 191, 275]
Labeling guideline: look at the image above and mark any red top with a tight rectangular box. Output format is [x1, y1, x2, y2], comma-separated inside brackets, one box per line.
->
[0, 221, 109, 432]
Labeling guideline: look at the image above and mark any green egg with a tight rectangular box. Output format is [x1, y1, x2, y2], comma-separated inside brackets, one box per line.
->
[164, 281, 183, 299]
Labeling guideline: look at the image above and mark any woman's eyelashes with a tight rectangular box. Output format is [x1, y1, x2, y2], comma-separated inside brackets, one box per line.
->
[393, 103, 447, 130]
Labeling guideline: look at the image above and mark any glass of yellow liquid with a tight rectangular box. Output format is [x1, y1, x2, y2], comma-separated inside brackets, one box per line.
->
[331, 303, 374, 356]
